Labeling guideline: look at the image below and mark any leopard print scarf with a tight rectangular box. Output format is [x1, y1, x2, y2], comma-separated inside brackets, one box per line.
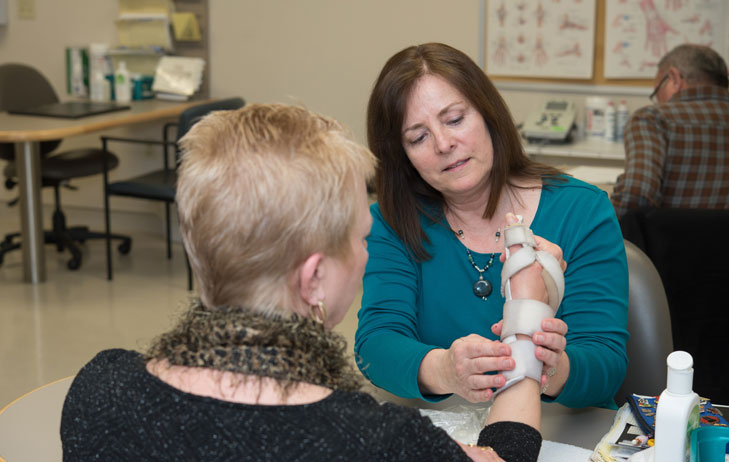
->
[145, 300, 362, 393]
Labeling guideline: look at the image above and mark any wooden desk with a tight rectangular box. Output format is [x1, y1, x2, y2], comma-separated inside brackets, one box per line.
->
[0, 100, 205, 283]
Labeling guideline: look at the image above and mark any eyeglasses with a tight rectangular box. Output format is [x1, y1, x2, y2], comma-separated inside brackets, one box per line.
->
[649, 74, 669, 103]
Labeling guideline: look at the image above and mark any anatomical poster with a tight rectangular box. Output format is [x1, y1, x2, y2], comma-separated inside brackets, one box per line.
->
[485, 0, 596, 79]
[605, 0, 727, 78]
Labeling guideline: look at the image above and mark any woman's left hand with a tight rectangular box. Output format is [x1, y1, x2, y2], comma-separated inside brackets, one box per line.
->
[491, 318, 569, 396]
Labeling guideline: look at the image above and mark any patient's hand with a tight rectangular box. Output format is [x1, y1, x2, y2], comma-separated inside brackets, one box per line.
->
[458, 442, 505, 461]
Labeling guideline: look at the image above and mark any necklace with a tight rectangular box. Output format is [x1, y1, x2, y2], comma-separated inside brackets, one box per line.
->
[456, 228, 501, 301]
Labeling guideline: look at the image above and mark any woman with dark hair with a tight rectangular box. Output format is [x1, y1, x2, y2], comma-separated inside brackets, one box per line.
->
[355, 43, 629, 409]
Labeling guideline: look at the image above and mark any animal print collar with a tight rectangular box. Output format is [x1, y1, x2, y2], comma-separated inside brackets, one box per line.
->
[145, 299, 362, 392]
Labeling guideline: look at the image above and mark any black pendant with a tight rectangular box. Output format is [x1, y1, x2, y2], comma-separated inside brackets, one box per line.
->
[473, 278, 493, 299]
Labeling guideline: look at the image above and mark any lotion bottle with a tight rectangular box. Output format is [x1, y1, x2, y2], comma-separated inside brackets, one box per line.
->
[114, 61, 132, 103]
[604, 101, 617, 142]
[616, 100, 629, 141]
[654, 351, 700, 462]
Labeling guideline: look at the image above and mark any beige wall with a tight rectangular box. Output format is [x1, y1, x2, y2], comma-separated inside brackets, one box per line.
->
[0, 0, 481, 232]
[0, 1, 660, 234]
[209, 1, 482, 144]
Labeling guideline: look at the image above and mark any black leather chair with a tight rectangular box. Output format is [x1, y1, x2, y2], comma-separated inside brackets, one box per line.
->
[102, 97, 245, 289]
[614, 240, 673, 405]
[620, 207, 729, 403]
[0, 63, 130, 270]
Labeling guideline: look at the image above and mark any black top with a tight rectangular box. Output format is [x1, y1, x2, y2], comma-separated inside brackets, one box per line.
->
[61, 349, 541, 461]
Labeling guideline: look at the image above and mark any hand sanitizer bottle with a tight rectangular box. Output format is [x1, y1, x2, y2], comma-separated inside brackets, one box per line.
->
[654, 351, 700, 462]
[114, 61, 132, 103]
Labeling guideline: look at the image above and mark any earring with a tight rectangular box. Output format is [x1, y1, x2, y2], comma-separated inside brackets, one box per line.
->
[309, 301, 327, 324]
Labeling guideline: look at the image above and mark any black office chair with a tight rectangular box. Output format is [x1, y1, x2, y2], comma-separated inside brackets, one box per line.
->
[0, 63, 130, 270]
[102, 97, 245, 289]
[620, 206, 729, 403]
[614, 240, 673, 406]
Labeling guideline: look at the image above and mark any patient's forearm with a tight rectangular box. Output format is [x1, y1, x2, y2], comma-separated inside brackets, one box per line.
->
[487, 372, 541, 431]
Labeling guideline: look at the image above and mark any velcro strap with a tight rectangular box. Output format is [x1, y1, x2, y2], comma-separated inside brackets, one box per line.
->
[503, 224, 537, 249]
[496, 338, 542, 396]
[535, 250, 565, 310]
[500, 246, 536, 296]
[500, 299, 555, 339]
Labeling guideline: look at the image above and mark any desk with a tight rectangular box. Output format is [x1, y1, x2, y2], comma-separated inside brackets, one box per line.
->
[371, 389, 616, 451]
[0, 99, 206, 284]
[523, 137, 625, 161]
[0, 376, 72, 462]
[0, 376, 615, 462]
[524, 138, 626, 195]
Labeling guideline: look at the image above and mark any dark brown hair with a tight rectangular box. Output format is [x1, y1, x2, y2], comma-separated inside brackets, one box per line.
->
[366, 42, 564, 260]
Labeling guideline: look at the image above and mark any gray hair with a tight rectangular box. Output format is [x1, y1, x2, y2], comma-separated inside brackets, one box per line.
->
[658, 44, 728, 88]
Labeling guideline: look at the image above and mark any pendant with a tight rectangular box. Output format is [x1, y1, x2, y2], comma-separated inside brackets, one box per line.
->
[473, 277, 493, 299]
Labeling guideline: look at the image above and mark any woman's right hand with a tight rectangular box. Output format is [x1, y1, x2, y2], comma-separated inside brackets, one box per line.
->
[418, 334, 514, 402]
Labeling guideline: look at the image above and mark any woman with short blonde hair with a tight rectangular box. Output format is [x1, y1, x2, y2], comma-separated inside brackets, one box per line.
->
[61, 103, 540, 461]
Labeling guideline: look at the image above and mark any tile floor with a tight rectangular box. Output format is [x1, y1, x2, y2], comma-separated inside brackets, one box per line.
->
[0, 224, 365, 408]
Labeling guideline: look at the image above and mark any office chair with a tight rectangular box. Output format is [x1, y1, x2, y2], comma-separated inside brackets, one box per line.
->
[614, 240, 673, 406]
[102, 97, 245, 290]
[620, 207, 729, 403]
[0, 63, 130, 270]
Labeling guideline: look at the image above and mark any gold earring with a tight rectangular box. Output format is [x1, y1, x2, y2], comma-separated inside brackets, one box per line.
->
[309, 301, 327, 324]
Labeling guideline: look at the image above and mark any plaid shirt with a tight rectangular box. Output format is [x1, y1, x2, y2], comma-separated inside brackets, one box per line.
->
[612, 85, 729, 218]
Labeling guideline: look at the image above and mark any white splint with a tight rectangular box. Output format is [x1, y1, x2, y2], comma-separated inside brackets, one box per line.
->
[494, 216, 565, 397]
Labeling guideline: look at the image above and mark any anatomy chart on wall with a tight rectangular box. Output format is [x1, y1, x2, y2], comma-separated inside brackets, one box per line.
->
[605, 0, 727, 78]
[485, 0, 596, 79]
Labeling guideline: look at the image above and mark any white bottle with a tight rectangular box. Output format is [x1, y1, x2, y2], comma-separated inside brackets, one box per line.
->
[89, 43, 111, 102]
[584, 96, 608, 140]
[605, 101, 617, 142]
[69, 48, 87, 97]
[654, 351, 700, 462]
[114, 61, 132, 103]
[617, 100, 629, 141]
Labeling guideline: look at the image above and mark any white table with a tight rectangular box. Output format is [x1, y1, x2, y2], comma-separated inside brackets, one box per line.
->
[0, 376, 617, 462]
[523, 137, 626, 194]
[0, 377, 72, 462]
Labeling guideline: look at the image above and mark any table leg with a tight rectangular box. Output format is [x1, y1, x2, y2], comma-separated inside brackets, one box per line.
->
[14, 140, 45, 283]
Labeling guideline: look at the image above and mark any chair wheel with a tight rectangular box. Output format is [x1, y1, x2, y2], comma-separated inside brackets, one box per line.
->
[67, 257, 81, 270]
[118, 240, 132, 254]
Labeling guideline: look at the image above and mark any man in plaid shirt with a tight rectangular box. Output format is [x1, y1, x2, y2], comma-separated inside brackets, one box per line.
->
[612, 44, 729, 219]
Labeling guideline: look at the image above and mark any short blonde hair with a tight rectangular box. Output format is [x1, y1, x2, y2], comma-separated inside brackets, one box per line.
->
[177, 104, 376, 315]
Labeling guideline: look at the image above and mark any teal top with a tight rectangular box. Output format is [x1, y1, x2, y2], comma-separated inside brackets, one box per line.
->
[355, 176, 629, 409]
